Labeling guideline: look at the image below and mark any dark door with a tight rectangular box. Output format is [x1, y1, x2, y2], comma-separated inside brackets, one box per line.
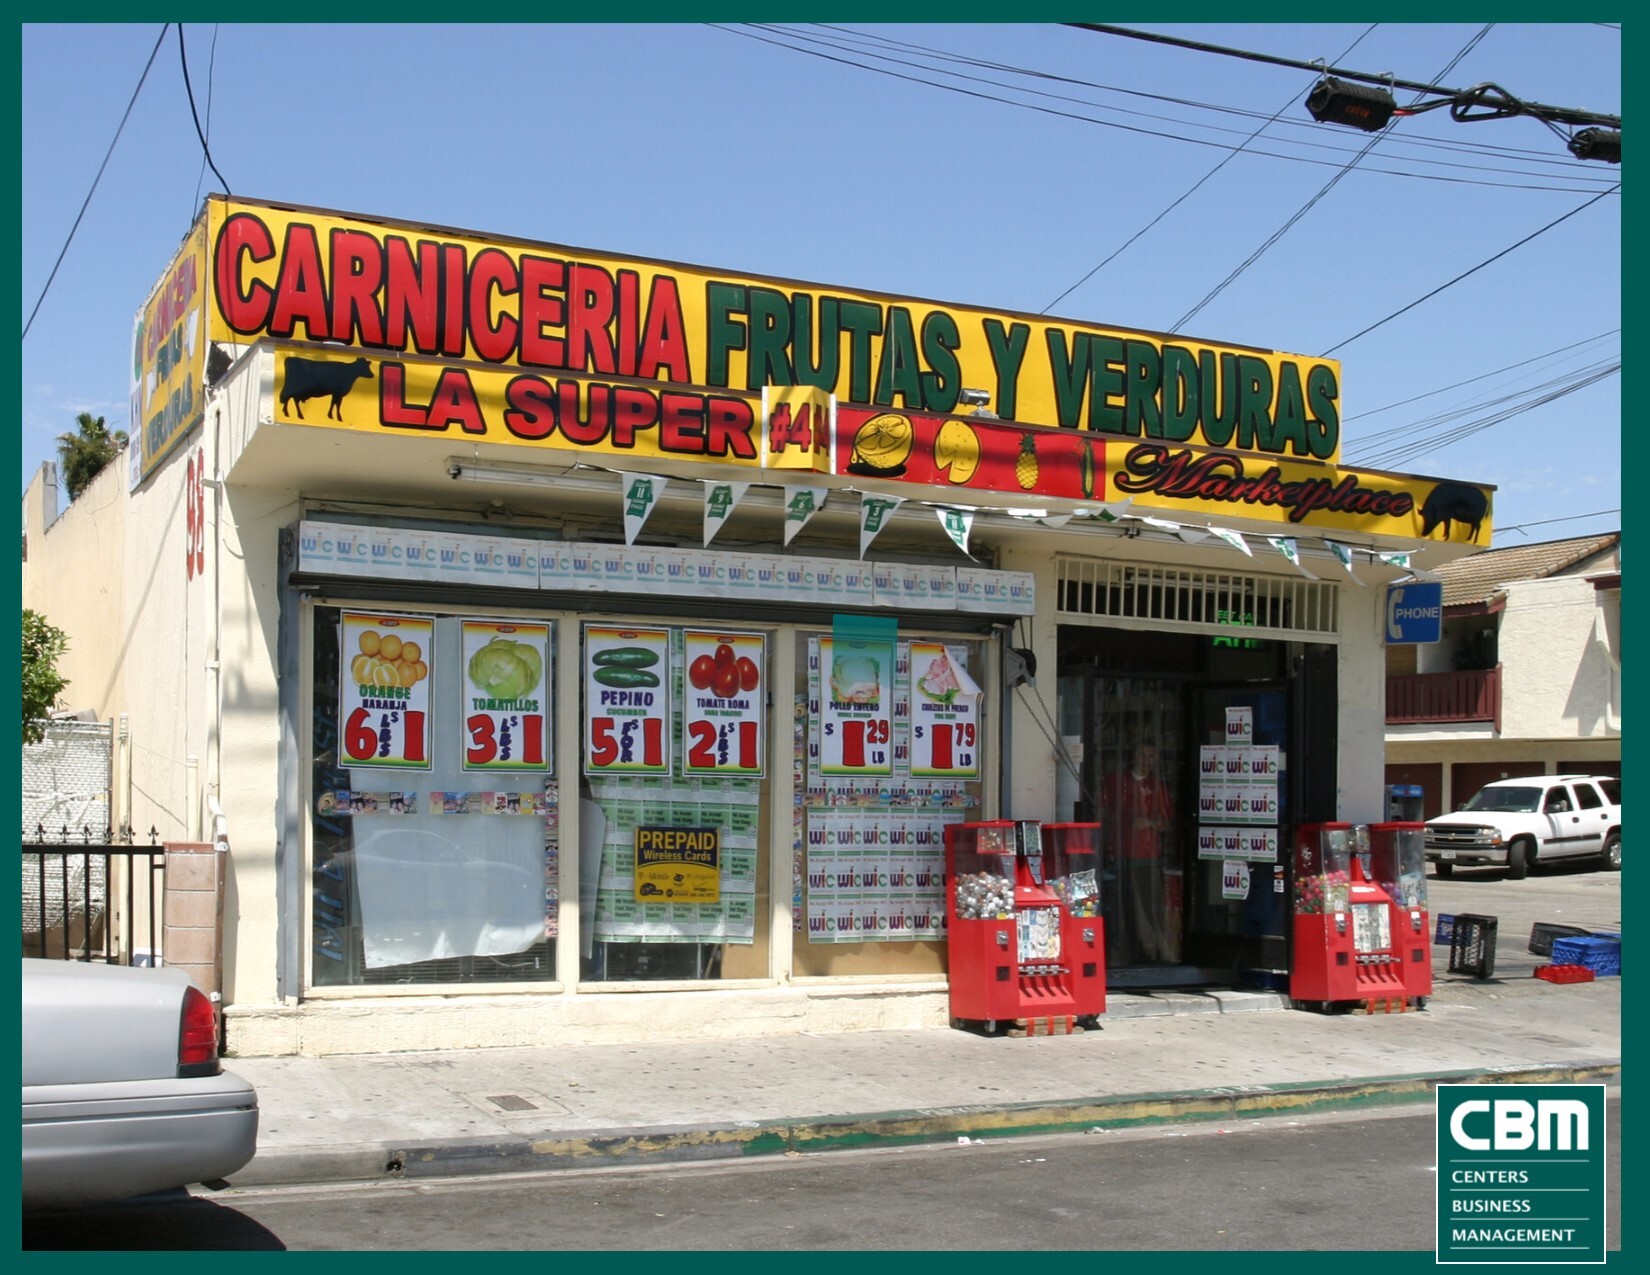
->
[1184, 684, 1290, 975]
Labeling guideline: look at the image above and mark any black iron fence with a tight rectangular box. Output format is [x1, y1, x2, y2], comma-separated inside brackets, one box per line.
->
[22, 825, 164, 964]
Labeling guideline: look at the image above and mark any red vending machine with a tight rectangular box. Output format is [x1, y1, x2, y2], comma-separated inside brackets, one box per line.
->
[1367, 820, 1432, 1005]
[944, 820, 1105, 1036]
[1291, 822, 1428, 1013]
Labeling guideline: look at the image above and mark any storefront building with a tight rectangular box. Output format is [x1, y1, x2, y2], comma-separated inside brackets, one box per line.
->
[21, 196, 1491, 1054]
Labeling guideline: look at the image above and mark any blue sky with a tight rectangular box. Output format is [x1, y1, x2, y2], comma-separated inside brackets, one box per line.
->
[20, 21, 1621, 544]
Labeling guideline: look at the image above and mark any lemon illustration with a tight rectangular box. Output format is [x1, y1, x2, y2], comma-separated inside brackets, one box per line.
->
[850, 413, 914, 473]
[934, 418, 982, 484]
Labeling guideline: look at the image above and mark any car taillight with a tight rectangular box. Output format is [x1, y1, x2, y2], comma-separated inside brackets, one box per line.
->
[178, 984, 222, 1077]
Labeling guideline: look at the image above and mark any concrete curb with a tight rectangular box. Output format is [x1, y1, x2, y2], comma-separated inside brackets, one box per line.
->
[227, 1058, 1620, 1190]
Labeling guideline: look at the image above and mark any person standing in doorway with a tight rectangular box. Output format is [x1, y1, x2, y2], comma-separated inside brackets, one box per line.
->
[1105, 739, 1174, 962]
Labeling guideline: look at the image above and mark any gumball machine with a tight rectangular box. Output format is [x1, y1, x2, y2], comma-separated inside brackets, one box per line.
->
[944, 820, 1105, 1036]
[1291, 821, 1428, 1013]
[1367, 821, 1432, 1006]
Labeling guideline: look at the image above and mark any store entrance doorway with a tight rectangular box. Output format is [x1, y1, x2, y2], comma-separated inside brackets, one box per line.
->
[1183, 684, 1291, 979]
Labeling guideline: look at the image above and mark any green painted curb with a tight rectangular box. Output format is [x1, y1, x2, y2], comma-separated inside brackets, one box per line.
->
[333, 1059, 1618, 1184]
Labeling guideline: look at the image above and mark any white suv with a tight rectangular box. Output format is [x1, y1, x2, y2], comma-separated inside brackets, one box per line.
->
[1425, 774, 1621, 880]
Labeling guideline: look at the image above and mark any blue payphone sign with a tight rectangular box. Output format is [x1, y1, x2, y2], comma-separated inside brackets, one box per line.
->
[1385, 582, 1443, 644]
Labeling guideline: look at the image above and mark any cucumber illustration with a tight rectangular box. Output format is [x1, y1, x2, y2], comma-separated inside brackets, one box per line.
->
[593, 666, 661, 688]
[592, 647, 661, 668]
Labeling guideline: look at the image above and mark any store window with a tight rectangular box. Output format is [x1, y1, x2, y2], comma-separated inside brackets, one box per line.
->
[790, 630, 988, 977]
[309, 606, 558, 987]
[578, 621, 772, 984]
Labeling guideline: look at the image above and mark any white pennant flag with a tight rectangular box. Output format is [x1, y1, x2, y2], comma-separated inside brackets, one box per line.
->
[701, 480, 750, 547]
[1209, 526, 1252, 557]
[936, 507, 976, 557]
[1378, 550, 1412, 570]
[621, 474, 669, 546]
[782, 484, 829, 546]
[1326, 540, 1365, 584]
[859, 493, 907, 557]
[1090, 498, 1133, 522]
[1266, 535, 1318, 578]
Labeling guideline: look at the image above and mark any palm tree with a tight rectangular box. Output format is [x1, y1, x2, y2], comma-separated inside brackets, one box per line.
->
[56, 412, 128, 501]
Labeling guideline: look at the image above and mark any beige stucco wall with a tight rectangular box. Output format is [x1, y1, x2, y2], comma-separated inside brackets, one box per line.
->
[22, 445, 210, 844]
[1497, 575, 1618, 740]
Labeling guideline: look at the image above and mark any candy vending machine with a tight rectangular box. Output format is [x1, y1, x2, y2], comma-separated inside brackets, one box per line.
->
[944, 820, 1105, 1036]
[1291, 821, 1428, 1013]
[1366, 820, 1432, 1006]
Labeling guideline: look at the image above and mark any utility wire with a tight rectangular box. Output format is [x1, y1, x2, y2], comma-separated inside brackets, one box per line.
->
[1344, 328, 1618, 421]
[190, 24, 221, 214]
[22, 24, 169, 341]
[1041, 25, 1378, 315]
[1497, 509, 1619, 536]
[819, 22, 1604, 173]
[178, 24, 231, 195]
[1170, 26, 1493, 332]
[1345, 357, 1621, 458]
[1067, 23, 1620, 129]
[1319, 182, 1620, 355]
[1353, 363, 1619, 468]
[714, 25, 1611, 196]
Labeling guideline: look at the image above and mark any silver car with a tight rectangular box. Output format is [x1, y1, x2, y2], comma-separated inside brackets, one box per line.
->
[22, 959, 259, 1208]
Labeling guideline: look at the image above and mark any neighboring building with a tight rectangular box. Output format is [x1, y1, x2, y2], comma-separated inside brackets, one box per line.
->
[1384, 532, 1621, 817]
[22, 195, 1490, 1056]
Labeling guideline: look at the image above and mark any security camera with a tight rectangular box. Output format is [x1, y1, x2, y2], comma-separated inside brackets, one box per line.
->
[447, 463, 462, 479]
[958, 388, 990, 407]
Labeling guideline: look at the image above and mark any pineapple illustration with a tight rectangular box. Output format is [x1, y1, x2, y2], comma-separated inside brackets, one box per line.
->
[1015, 432, 1040, 490]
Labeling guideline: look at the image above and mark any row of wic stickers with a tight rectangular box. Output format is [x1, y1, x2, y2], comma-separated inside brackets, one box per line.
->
[1435, 1083, 1607, 1264]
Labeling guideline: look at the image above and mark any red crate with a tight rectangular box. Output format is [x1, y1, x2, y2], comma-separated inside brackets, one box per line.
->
[1534, 964, 1596, 984]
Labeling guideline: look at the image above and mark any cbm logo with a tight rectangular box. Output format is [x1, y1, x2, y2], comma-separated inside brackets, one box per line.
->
[1436, 1083, 1606, 1266]
[1447, 1097, 1590, 1151]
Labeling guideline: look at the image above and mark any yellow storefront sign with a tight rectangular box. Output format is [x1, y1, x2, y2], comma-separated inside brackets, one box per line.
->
[202, 195, 1345, 464]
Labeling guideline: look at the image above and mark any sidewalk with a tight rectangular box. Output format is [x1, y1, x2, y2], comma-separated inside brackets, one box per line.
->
[224, 970, 1620, 1190]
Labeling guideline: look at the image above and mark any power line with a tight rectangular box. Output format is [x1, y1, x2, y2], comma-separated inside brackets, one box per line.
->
[1319, 183, 1620, 356]
[714, 25, 1612, 197]
[190, 24, 222, 214]
[1344, 328, 1619, 421]
[1345, 356, 1621, 458]
[1497, 509, 1619, 536]
[178, 24, 231, 195]
[1170, 26, 1494, 332]
[1352, 362, 1619, 468]
[22, 24, 169, 341]
[772, 23, 1616, 186]
[1041, 25, 1379, 314]
[1067, 23, 1620, 130]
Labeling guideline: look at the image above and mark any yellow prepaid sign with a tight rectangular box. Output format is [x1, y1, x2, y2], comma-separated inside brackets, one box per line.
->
[634, 826, 720, 903]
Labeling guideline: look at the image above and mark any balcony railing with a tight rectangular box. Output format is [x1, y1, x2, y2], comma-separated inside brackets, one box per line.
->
[1386, 665, 1502, 733]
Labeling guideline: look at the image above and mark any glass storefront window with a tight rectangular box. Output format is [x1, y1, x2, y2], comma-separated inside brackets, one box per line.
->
[790, 630, 987, 977]
[310, 606, 558, 987]
[578, 622, 772, 985]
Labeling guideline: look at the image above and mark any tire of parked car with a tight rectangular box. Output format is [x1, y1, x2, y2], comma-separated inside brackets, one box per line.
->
[1507, 837, 1533, 880]
[1601, 833, 1621, 872]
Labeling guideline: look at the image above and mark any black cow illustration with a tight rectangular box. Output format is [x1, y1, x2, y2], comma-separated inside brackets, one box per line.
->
[1419, 482, 1489, 542]
[280, 356, 374, 421]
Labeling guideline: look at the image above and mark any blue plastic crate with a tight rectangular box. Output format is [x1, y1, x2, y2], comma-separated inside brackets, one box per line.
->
[1550, 935, 1620, 976]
